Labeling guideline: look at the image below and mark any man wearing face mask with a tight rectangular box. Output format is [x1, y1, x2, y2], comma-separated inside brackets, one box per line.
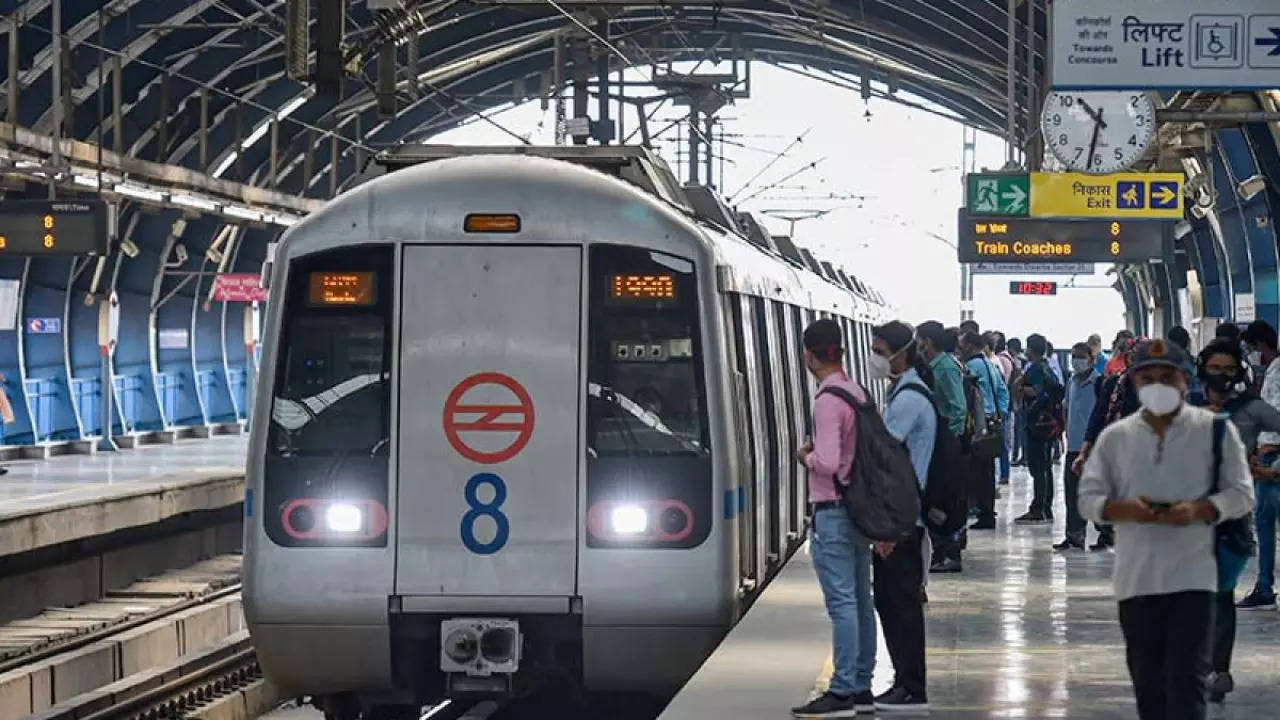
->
[1072, 337, 1142, 552]
[867, 321, 935, 713]
[916, 321, 968, 573]
[1056, 342, 1107, 551]
[1079, 340, 1254, 720]
[961, 331, 1009, 530]
[1239, 320, 1280, 612]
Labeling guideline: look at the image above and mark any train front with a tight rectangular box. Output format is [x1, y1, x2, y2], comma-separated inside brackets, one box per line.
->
[243, 153, 736, 713]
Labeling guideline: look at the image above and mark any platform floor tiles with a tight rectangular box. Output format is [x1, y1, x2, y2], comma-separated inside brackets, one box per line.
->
[0, 434, 247, 515]
[662, 465, 1280, 720]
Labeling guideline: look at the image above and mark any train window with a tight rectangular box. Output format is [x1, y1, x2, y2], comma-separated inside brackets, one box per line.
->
[263, 245, 393, 548]
[586, 245, 712, 550]
[587, 246, 709, 456]
[791, 306, 812, 435]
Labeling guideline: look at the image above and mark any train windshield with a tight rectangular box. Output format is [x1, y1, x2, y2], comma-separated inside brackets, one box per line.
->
[267, 247, 393, 457]
[587, 245, 709, 456]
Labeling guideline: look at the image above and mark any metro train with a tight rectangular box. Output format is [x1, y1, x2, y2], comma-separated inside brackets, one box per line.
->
[243, 145, 890, 718]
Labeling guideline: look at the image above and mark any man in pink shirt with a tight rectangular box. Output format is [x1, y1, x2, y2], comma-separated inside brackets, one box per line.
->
[791, 319, 877, 718]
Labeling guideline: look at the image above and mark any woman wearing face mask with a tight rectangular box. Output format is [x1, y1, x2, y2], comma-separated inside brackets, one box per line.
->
[1195, 340, 1280, 703]
[866, 321, 936, 713]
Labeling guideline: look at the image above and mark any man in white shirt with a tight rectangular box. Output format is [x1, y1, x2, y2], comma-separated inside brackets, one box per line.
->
[1079, 339, 1254, 720]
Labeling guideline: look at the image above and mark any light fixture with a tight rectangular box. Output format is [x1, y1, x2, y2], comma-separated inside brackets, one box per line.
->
[1190, 203, 1209, 220]
[1174, 220, 1192, 239]
[610, 505, 648, 535]
[172, 193, 218, 212]
[1237, 174, 1266, 202]
[119, 239, 140, 258]
[72, 174, 101, 189]
[325, 503, 364, 533]
[114, 183, 166, 202]
[223, 205, 264, 221]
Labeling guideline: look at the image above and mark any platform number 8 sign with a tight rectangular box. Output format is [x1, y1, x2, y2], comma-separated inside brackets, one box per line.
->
[443, 373, 536, 555]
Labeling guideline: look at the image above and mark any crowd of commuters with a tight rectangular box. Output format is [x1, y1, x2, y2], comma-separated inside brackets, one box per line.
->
[790, 314, 1279, 719]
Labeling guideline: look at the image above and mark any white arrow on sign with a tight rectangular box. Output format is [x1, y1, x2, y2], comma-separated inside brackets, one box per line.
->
[1002, 184, 1028, 213]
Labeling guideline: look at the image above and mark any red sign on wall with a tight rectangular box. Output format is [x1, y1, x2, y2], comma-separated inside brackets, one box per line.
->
[211, 273, 269, 303]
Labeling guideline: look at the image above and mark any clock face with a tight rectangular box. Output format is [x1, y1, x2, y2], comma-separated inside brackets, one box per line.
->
[1041, 91, 1156, 174]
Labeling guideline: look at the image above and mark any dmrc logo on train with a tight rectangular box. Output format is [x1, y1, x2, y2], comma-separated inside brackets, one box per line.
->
[442, 372, 536, 555]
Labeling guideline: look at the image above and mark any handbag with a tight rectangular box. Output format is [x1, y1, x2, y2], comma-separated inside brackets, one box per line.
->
[968, 359, 1005, 461]
[1211, 416, 1256, 564]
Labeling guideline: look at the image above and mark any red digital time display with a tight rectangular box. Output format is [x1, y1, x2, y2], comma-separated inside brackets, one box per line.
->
[1009, 281, 1058, 296]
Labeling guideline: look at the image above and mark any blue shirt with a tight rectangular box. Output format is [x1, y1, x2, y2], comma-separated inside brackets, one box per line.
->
[966, 356, 1010, 418]
[1094, 351, 1109, 376]
[884, 369, 937, 490]
[1047, 354, 1064, 383]
[1066, 369, 1100, 451]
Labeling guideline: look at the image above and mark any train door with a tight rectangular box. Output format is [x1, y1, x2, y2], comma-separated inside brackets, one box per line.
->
[751, 297, 783, 570]
[738, 297, 771, 586]
[725, 296, 758, 589]
[394, 245, 581, 598]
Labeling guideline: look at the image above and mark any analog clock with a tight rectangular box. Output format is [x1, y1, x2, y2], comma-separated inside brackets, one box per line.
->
[1041, 91, 1157, 174]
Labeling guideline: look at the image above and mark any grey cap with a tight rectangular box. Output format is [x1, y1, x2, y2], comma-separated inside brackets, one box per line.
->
[1130, 338, 1193, 375]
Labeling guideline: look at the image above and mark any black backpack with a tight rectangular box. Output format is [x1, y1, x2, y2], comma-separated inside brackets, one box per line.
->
[819, 385, 921, 542]
[1027, 361, 1066, 441]
[895, 383, 969, 536]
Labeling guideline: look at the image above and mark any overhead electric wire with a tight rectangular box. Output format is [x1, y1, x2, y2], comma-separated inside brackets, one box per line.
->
[726, 128, 811, 201]
[735, 157, 827, 205]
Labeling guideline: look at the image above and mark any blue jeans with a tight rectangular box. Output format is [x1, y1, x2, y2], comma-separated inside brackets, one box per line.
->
[811, 507, 876, 695]
[1254, 482, 1280, 595]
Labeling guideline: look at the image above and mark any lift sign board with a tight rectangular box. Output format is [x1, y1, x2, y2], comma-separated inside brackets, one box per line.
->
[957, 210, 1165, 264]
[1052, 0, 1280, 90]
[0, 200, 108, 256]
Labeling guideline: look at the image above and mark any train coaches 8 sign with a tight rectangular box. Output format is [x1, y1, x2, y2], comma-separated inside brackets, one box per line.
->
[443, 372, 536, 555]
[0, 200, 108, 256]
[956, 209, 1165, 264]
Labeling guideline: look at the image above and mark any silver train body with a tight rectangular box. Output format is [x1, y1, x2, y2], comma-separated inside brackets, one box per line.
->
[243, 146, 889, 712]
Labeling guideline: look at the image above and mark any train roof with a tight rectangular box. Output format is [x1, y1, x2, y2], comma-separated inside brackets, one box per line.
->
[370, 144, 891, 317]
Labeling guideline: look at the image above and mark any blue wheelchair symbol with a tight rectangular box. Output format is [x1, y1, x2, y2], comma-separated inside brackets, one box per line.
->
[1116, 181, 1145, 210]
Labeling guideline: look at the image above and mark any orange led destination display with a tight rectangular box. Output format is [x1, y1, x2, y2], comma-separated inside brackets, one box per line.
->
[611, 274, 675, 300]
[0, 200, 108, 256]
[956, 209, 1164, 264]
[308, 271, 376, 307]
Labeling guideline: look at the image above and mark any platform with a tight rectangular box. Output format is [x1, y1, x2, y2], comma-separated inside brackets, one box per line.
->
[659, 468, 1280, 719]
[0, 435, 247, 558]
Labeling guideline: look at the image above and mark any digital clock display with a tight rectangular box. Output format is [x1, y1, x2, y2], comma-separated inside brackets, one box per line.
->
[956, 209, 1165, 264]
[610, 274, 676, 301]
[308, 271, 376, 307]
[1009, 281, 1058, 296]
[0, 200, 108, 256]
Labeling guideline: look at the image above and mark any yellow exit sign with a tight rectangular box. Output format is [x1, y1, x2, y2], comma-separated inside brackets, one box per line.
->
[1030, 172, 1184, 219]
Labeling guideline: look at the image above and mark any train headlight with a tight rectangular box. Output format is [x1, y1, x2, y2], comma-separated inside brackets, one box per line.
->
[610, 505, 649, 535]
[325, 502, 364, 533]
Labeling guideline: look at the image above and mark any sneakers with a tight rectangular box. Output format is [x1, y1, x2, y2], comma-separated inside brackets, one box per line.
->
[1090, 536, 1115, 552]
[998, 477, 1010, 485]
[875, 687, 930, 713]
[1014, 511, 1048, 525]
[929, 558, 963, 574]
[1237, 590, 1278, 611]
[791, 690, 873, 717]
[1053, 538, 1085, 551]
